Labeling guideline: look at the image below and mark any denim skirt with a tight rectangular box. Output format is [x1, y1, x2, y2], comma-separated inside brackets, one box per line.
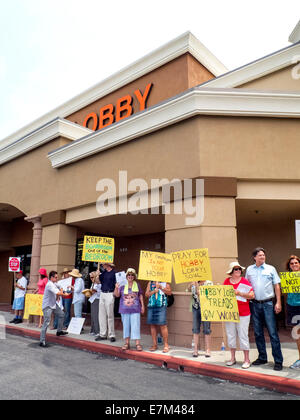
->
[147, 306, 167, 325]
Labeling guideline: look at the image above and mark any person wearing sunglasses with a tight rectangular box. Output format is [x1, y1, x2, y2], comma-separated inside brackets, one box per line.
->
[224, 262, 254, 369]
[285, 255, 300, 370]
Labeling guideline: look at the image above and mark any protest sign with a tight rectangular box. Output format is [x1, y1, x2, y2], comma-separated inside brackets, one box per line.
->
[199, 285, 240, 323]
[67, 317, 85, 335]
[280, 272, 300, 294]
[23, 294, 44, 319]
[171, 248, 212, 284]
[82, 235, 114, 263]
[138, 250, 173, 283]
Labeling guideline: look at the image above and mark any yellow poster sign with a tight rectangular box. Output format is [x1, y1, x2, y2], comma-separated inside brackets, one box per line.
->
[23, 294, 44, 319]
[82, 235, 114, 263]
[138, 250, 173, 283]
[280, 272, 300, 294]
[171, 248, 212, 284]
[199, 285, 240, 323]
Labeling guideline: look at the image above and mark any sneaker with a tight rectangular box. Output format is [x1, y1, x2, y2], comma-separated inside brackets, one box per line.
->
[14, 319, 23, 324]
[110, 337, 116, 343]
[9, 318, 18, 323]
[290, 360, 300, 370]
[39, 342, 47, 348]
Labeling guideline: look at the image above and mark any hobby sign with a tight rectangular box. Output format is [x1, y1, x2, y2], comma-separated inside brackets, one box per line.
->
[83, 82, 153, 131]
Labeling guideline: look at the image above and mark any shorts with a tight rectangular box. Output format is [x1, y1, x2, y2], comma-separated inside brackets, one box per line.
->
[287, 304, 300, 326]
[192, 307, 211, 335]
[12, 297, 25, 310]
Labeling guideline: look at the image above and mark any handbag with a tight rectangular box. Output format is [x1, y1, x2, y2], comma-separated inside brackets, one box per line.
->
[167, 293, 174, 307]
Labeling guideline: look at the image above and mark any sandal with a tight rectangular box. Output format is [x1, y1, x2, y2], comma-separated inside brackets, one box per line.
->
[149, 345, 158, 352]
[122, 343, 130, 351]
[136, 344, 143, 351]
[162, 345, 170, 353]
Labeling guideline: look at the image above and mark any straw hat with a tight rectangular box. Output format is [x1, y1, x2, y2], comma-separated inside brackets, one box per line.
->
[226, 261, 245, 274]
[82, 289, 92, 298]
[126, 268, 137, 278]
[61, 267, 71, 275]
[68, 268, 82, 278]
[103, 262, 116, 268]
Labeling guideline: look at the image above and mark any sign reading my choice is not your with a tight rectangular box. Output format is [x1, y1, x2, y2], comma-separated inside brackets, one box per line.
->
[280, 272, 300, 294]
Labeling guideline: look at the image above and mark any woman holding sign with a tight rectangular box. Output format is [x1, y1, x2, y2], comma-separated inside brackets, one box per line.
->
[285, 255, 300, 370]
[114, 268, 144, 351]
[145, 280, 172, 353]
[223, 262, 254, 369]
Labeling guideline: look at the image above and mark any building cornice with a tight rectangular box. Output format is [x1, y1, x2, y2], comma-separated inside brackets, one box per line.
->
[48, 87, 300, 169]
[201, 42, 300, 88]
[0, 118, 92, 166]
[0, 32, 227, 151]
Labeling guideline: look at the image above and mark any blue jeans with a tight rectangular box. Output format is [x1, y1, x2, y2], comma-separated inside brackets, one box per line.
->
[250, 301, 283, 364]
[121, 313, 141, 340]
[74, 301, 83, 318]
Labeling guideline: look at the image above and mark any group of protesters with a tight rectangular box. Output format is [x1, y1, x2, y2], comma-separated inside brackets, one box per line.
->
[9, 246, 300, 371]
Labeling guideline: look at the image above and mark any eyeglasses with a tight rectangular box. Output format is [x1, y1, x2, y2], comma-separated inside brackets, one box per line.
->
[127, 274, 135, 277]
[233, 267, 242, 271]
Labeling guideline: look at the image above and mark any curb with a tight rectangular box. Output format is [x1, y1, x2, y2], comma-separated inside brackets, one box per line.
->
[6, 325, 300, 397]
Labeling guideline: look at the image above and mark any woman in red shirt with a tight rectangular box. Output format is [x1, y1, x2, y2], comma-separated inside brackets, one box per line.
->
[223, 262, 254, 369]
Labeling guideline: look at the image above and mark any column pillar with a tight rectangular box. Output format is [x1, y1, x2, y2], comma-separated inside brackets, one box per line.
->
[165, 195, 238, 350]
[24, 215, 42, 289]
[40, 223, 77, 274]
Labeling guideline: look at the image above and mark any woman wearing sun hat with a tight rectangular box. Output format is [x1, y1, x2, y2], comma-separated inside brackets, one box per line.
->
[114, 268, 144, 351]
[223, 261, 255, 369]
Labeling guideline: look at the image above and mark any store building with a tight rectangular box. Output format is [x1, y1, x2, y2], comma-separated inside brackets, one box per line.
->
[1, 28, 300, 349]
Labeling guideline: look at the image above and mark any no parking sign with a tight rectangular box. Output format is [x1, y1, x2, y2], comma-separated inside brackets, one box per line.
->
[8, 257, 21, 272]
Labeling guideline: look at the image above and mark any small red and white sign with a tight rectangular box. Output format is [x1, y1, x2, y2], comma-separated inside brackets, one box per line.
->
[8, 257, 21, 272]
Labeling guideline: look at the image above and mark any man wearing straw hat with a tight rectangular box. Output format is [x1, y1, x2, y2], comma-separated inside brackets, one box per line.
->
[53, 268, 74, 330]
[96, 263, 117, 342]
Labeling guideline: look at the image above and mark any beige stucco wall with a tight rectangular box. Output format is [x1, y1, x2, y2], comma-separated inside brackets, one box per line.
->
[239, 65, 300, 91]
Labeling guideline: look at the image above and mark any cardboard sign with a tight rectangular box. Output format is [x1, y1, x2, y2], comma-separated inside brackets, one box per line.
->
[280, 272, 300, 293]
[138, 250, 173, 283]
[199, 285, 240, 323]
[67, 317, 85, 335]
[23, 294, 44, 319]
[82, 235, 114, 263]
[171, 248, 212, 284]
[8, 257, 21, 272]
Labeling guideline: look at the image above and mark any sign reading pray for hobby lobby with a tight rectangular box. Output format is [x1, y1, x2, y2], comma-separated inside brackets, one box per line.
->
[82, 82, 153, 131]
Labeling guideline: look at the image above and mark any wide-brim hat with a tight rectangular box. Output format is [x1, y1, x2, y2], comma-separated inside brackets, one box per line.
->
[61, 267, 71, 275]
[103, 262, 115, 268]
[226, 261, 245, 274]
[68, 268, 82, 278]
[82, 289, 92, 298]
[126, 268, 137, 278]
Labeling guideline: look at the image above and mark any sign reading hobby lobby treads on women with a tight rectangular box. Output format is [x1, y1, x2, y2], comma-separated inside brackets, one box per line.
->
[82, 235, 115, 263]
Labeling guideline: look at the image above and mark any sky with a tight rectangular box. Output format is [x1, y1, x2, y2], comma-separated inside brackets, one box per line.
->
[0, 0, 299, 141]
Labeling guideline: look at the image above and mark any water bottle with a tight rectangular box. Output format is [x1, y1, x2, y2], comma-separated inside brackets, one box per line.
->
[157, 334, 162, 344]
[221, 341, 226, 351]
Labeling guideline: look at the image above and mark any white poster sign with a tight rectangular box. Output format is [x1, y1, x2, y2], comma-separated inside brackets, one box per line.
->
[67, 317, 85, 335]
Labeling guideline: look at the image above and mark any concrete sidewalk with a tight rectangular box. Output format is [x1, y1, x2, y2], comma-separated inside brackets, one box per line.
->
[1, 310, 300, 396]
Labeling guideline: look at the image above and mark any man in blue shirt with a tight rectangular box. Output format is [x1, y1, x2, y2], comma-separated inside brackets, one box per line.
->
[245, 247, 283, 371]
